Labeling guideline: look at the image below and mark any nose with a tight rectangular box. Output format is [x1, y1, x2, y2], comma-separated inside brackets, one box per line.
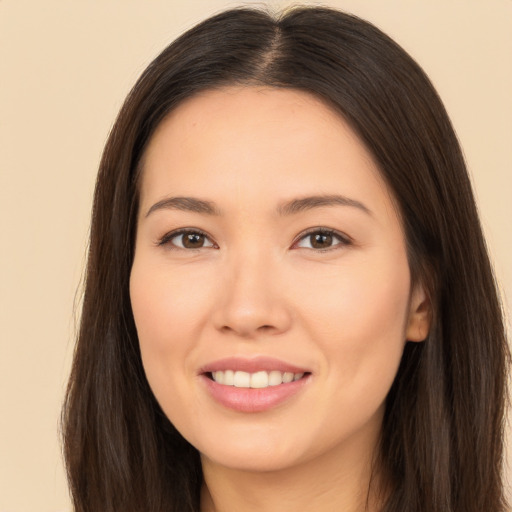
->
[211, 251, 292, 339]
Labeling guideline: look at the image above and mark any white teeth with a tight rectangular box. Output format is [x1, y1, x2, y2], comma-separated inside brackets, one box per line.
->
[211, 370, 306, 388]
[282, 372, 294, 383]
[233, 371, 251, 387]
[250, 371, 269, 388]
[268, 370, 283, 386]
[224, 369, 234, 385]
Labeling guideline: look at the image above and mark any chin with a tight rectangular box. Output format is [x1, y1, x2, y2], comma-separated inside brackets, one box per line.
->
[189, 423, 310, 473]
[200, 445, 303, 474]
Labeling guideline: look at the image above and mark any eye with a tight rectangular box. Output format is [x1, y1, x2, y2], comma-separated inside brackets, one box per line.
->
[158, 229, 216, 250]
[294, 229, 351, 251]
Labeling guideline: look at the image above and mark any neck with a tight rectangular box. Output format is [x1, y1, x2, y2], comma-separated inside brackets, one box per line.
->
[200, 430, 385, 512]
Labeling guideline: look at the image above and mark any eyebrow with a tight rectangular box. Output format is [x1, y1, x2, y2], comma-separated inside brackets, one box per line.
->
[145, 196, 221, 217]
[145, 194, 371, 218]
[276, 194, 371, 217]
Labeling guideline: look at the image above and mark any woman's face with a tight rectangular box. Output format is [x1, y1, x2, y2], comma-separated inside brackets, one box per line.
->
[130, 86, 428, 474]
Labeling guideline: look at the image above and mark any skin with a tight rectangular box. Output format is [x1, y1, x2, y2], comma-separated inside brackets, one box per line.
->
[130, 86, 430, 512]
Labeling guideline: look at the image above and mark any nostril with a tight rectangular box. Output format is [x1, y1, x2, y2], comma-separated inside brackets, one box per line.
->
[219, 324, 277, 336]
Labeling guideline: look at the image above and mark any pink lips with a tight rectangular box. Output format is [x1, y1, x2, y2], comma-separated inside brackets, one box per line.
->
[199, 356, 311, 413]
[199, 356, 309, 375]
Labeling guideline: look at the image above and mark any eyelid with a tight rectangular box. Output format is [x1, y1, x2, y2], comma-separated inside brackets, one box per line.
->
[157, 228, 217, 249]
[156, 226, 351, 251]
[292, 227, 352, 251]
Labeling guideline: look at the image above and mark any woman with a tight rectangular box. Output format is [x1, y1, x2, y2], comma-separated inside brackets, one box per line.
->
[62, 6, 509, 512]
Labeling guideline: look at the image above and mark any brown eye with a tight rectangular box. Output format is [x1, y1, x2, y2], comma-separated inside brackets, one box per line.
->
[295, 229, 349, 251]
[310, 232, 333, 249]
[160, 230, 215, 249]
[182, 232, 206, 248]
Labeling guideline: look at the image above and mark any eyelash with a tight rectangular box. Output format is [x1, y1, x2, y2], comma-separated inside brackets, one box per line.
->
[157, 227, 352, 252]
[157, 228, 216, 249]
[292, 228, 352, 251]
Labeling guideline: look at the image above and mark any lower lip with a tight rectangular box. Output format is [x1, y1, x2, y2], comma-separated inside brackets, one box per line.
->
[200, 374, 311, 413]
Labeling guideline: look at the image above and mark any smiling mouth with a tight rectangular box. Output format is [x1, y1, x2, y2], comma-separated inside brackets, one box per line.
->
[207, 370, 310, 389]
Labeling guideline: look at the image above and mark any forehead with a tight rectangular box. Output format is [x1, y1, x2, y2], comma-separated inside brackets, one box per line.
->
[139, 86, 394, 218]
[145, 86, 366, 163]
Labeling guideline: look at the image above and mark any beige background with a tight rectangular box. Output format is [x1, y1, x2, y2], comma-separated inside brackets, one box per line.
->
[0, 1, 511, 510]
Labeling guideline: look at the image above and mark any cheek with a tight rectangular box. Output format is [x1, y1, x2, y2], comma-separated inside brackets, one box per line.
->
[130, 259, 210, 347]
[129, 261, 214, 442]
[129, 258, 211, 400]
[297, 251, 411, 388]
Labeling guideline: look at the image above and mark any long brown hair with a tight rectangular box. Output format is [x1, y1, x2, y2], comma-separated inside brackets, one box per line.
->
[62, 6, 509, 511]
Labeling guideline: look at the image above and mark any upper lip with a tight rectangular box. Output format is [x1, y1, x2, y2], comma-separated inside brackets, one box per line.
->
[199, 356, 310, 375]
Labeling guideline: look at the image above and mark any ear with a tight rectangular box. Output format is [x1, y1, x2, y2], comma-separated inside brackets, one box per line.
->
[405, 283, 431, 342]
